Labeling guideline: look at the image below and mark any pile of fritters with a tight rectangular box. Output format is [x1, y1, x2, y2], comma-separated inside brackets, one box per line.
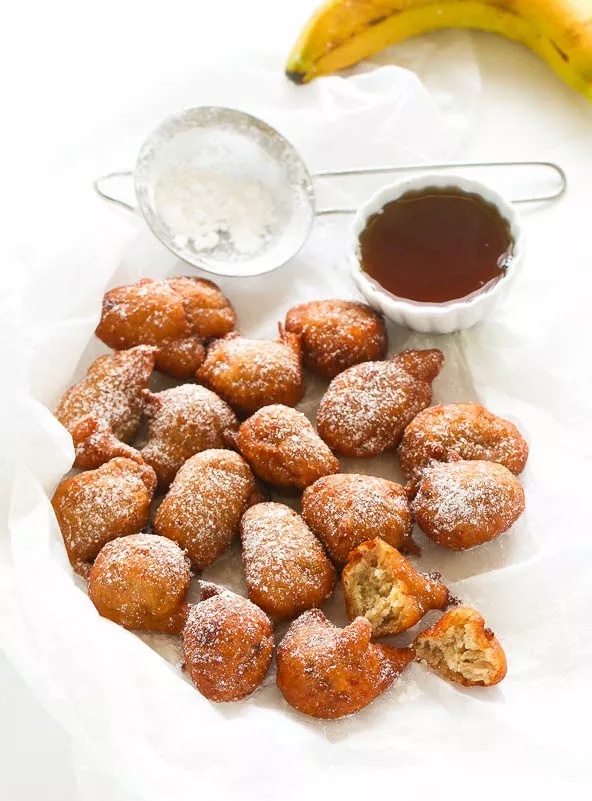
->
[51, 282, 527, 719]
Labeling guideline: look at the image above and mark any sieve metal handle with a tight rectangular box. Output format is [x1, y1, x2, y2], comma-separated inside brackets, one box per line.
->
[94, 170, 136, 213]
[312, 160, 567, 215]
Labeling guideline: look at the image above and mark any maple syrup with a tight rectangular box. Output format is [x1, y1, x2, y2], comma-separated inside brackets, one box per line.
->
[359, 187, 513, 304]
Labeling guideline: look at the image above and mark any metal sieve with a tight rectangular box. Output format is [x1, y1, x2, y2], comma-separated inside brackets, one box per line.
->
[95, 106, 567, 278]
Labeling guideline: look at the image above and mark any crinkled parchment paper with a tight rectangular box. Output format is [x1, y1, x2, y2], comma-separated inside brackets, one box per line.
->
[1, 52, 591, 801]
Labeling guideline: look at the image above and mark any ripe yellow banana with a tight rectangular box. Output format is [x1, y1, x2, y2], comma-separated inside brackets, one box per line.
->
[285, 0, 592, 100]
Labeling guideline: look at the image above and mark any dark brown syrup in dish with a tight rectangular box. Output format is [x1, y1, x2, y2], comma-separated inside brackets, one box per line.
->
[359, 187, 513, 303]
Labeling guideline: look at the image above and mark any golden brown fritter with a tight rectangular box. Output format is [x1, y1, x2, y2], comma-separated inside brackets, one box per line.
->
[96, 278, 187, 348]
[240, 503, 336, 620]
[95, 276, 235, 379]
[229, 404, 339, 490]
[284, 299, 387, 378]
[51, 457, 157, 577]
[154, 335, 206, 380]
[316, 349, 444, 458]
[182, 583, 274, 702]
[88, 534, 191, 634]
[390, 349, 444, 383]
[165, 276, 236, 338]
[54, 345, 155, 469]
[276, 609, 414, 719]
[301, 473, 416, 565]
[153, 449, 260, 570]
[414, 607, 507, 687]
[412, 459, 525, 550]
[399, 402, 529, 480]
[195, 326, 303, 417]
[64, 417, 144, 472]
[342, 538, 450, 637]
[140, 385, 238, 488]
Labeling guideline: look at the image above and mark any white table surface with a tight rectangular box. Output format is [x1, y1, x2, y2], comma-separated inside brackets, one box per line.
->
[3, 1, 591, 798]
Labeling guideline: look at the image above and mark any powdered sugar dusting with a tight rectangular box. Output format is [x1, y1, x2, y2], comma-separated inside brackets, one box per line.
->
[301, 473, 413, 564]
[52, 458, 155, 569]
[94, 533, 189, 595]
[241, 502, 335, 619]
[54, 345, 155, 443]
[156, 167, 278, 256]
[285, 299, 386, 377]
[141, 385, 238, 486]
[276, 610, 411, 718]
[413, 460, 525, 548]
[182, 589, 273, 701]
[316, 359, 433, 457]
[399, 402, 529, 479]
[196, 333, 303, 415]
[153, 449, 257, 569]
[89, 533, 191, 627]
[236, 404, 339, 489]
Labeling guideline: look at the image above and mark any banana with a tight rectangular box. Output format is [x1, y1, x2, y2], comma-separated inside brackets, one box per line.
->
[285, 0, 592, 100]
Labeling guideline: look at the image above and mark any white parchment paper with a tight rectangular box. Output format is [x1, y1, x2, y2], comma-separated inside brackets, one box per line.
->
[2, 54, 591, 800]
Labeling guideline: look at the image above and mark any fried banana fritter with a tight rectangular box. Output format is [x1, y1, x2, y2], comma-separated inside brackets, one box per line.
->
[153, 449, 260, 570]
[241, 502, 336, 620]
[301, 473, 415, 565]
[140, 385, 238, 488]
[230, 404, 339, 490]
[276, 609, 414, 719]
[195, 326, 303, 417]
[96, 276, 235, 378]
[415, 606, 507, 687]
[316, 349, 443, 457]
[342, 538, 450, 637]
[412, 459, 525, 550]
[54, 345, 155, 469]
[88, 533, 191, 634]
[51, 457, 157, 576]
[284, 299, 386, 378]
[182, 583, 274, 702]
[399, 402, 528, 480]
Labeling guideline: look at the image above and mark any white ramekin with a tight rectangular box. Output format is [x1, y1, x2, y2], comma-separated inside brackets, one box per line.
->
[349, 174, 525, 334]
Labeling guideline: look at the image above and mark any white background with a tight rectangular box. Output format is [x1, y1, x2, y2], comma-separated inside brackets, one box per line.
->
[2, 1, 592, 798]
